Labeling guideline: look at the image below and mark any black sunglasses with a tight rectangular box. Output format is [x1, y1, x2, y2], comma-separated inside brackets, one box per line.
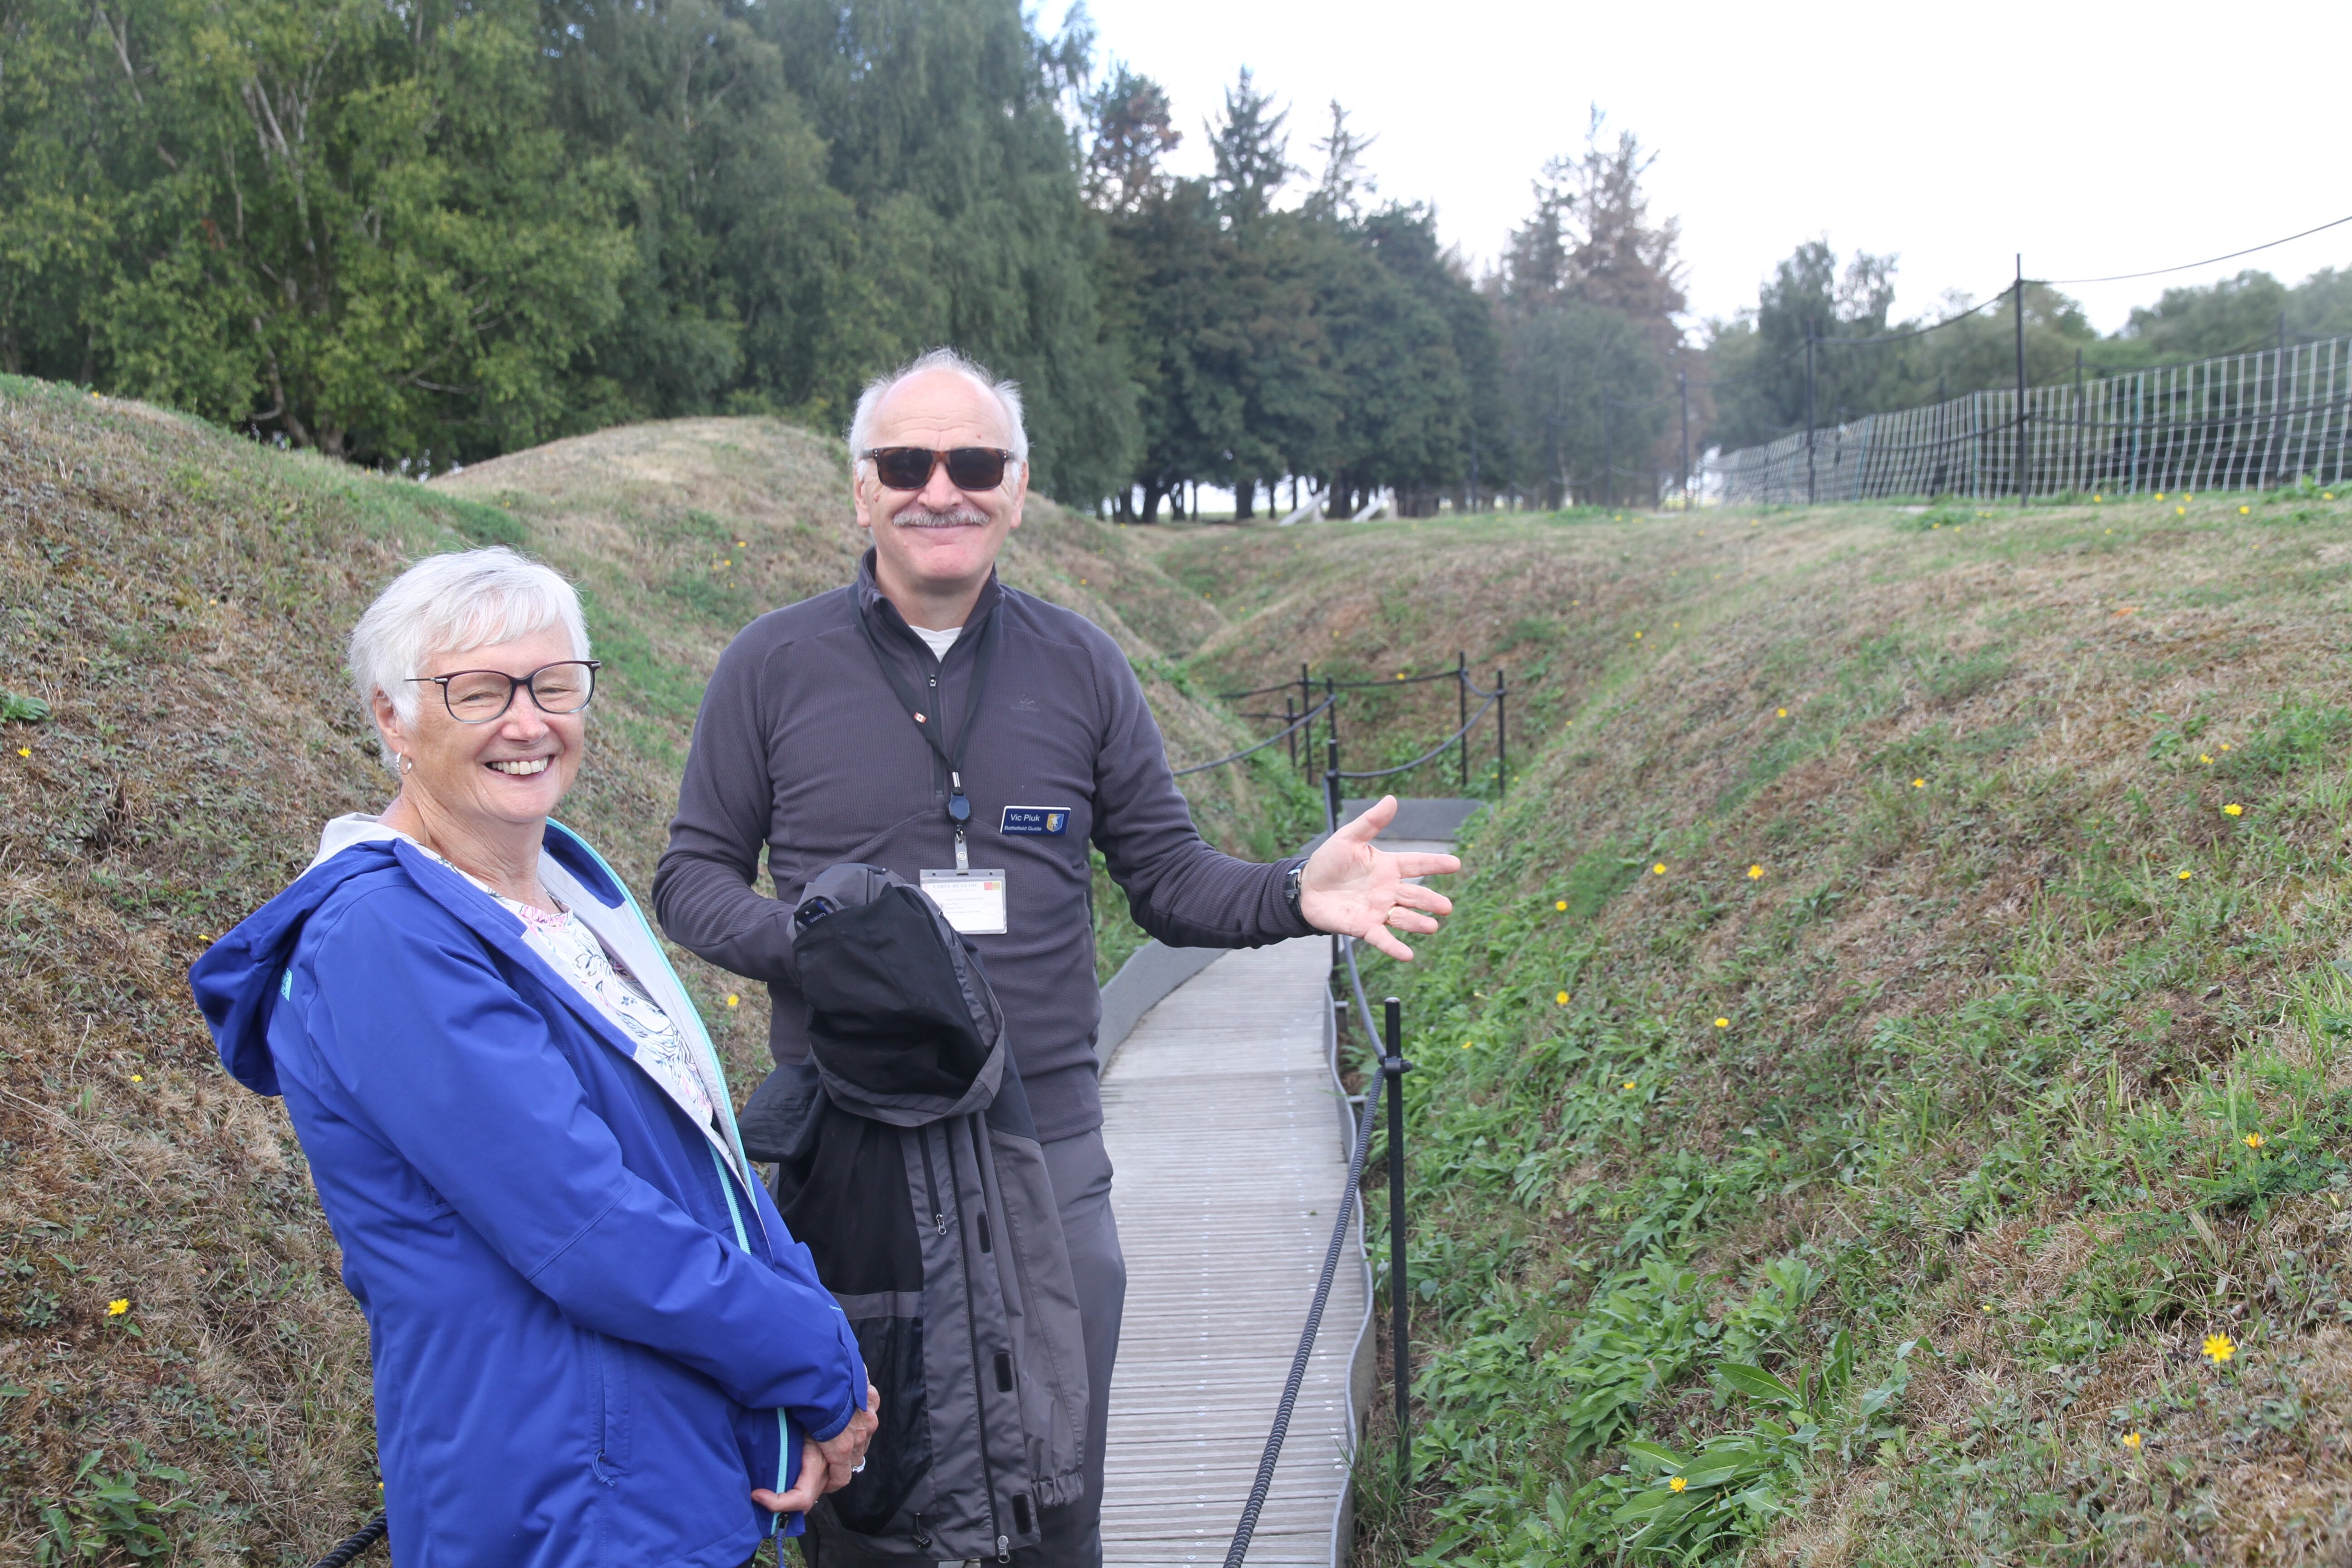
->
[861, 446, 1017, 492]
[406, 661, 601, 723]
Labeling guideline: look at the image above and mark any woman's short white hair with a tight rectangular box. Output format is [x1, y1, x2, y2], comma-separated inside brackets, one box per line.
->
[348, 546, 591, 770]
[846, 348, 1029, 474]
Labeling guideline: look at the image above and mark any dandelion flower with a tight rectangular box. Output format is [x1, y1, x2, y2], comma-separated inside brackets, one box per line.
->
[1635, 632, 1644, 640]
[1463, 1040, 1475, 1050]
[2239, 505, 2251, 515]
[15, 747, 26, 758]
[1556, 990, 1570, 1005]
[130, 1074, 143, 1083]
[108, 1299, 129, 1316]
[2177, 506, 2186, 516]
[2179, 870, 2193, 881]
[1669, 1476, 1688, 1492]
[2244, 1132, 2266, 1149]
[2220, 743, 2231, 751]
[1912, 778, 1926, 789]
[2199, 754, 2213, 764]
[1555, 899, 1568, 912]
[2203, 1333, 2235, 1364]
[1621, 1081, 1637, 1092]
[1396, 673, 1406, 681]
[2094, 494, 2104, 502]
[2122, 1431, 2142, 1449]
[1748, 864, 1764, 879]
[2224, 803, 2243, 817]
[1776, 708, 1788, 718]
[737, 540, 747, 549]
[1714, 1017, 1729, 1028]
[2157, 492, 2166, 501]
[2185, 493, 2194, 502]
[1652, 862, 1667, 875]
[725, 994, 740, 1008]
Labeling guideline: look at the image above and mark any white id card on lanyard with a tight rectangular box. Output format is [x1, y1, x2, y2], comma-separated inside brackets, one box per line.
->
[920, 868, 1009, 935]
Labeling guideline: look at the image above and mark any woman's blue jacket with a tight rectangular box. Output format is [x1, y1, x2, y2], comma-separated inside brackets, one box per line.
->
[190, 818, 866, 1568]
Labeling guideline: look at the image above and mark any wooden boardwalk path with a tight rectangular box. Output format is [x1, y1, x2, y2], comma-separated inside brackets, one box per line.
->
[1095, 799, 1474, 1568]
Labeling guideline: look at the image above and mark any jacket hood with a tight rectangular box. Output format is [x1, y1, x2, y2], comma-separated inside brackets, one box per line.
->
[191, 814, 627, 1097]
[791, 862, 1007, 1126]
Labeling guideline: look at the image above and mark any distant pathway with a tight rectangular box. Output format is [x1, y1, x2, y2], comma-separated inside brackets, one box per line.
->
[1094, 801, 1476, 1567]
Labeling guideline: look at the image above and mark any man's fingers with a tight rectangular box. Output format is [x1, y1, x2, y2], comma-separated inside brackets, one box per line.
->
[1384, 908, 1440, 935]
[1334, 795, 1395, 843]
[1387, 852, 1460, 879]
[1391, 884, 1453, 915]
[1361, 926, 1416, 961]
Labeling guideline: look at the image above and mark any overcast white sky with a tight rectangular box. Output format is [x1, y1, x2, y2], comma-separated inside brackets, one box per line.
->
[1053, 0, 2352, 336]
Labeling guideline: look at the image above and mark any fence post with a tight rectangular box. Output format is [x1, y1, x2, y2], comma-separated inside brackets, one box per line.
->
[1804, 319, 1818, 507]
[2073, 348, 2084, 495]
[1495, 668, 1508, 797]
[1678, 366, 1690, 505]
[1383, 996, 1412, 1486]
[1299, 663, 1313, 782]
[2013, 255, 2029, 508]
[1326, 732, 1343, 967]
[1456, 652, 1468, 793]
[1285, 696, 1298, 773]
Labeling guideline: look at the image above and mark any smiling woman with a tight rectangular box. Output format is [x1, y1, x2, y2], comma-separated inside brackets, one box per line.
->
[187, 546, 880, 1567]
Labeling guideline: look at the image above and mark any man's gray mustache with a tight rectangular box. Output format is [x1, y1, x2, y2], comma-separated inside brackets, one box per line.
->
[892, 506, 990, 529]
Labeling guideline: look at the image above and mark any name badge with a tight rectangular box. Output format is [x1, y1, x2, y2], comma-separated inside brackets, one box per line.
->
[920, 869, 1009, 936]
[1001, 805, 1073, 836]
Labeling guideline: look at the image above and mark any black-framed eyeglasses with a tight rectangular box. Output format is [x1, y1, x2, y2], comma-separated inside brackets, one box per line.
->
[406, 661, 602, 723]
[860, 446, 1017, 492]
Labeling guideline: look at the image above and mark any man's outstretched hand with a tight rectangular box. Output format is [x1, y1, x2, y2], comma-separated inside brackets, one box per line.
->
[1298, 794, 1460, 961]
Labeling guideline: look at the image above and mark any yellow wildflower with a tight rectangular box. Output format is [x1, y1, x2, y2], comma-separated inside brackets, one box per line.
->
[2199, 754, 2213, 764]
[1556, 991, 1570, 1005]
[108, 1299, 129, 1316]
[2178, 870, 2193, 881]
[1634, 632, 1643, 640]
[1776, 708, 1787, 717]
[2176, 506, 2186, 516]
[14, 747, 26, 758]
[2244, 1132, 2266, 1149]
[2094, 494, 2103, 502]
[1555, 899, 1568, 911]
[1651, 862, 1667, 875]
[1669, 1476, 1688, 1493]
[2220, 742, 2231, 750]
[1463, 1040, 1475, 1050]
[2224, 803, 2243, 817]
[130, 1074, 143, 1083]
[2122, 1431, 2142, 1450]
[1747, 864, 1764, 879]
[1714, 1017, 1729, 1029]
[2203, 1333, 2235, 1364]
[2156, 492, 2166, 500]
[2239, 505, 2251, 514]
[725, 994, 740, 1008]
[1621, 1081, 1637, 1092]
[1912, 778, 1926, 789]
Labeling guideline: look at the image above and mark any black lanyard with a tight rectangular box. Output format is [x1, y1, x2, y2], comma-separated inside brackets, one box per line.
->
[855, 595, 999, 864]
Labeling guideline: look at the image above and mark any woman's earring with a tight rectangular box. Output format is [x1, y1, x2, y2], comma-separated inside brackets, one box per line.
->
[398, 754, 412, 774]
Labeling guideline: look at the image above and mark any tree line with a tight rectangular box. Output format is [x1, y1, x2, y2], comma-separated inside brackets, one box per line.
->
[5, 0, 2347, 510]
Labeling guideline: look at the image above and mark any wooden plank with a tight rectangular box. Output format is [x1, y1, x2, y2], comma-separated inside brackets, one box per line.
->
[1098, 936, 1366, 1568]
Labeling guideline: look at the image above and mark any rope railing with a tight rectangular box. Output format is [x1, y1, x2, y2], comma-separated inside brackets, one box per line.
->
[1171, 695, 1335, 776]
[1184, 660, 1512, 798]
[308, 1511, 386, 1567]
[1222, 781, 1413, 1566]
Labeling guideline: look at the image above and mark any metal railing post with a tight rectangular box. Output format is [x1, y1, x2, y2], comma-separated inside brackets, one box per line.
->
[1383, 996, 1412, 1485]
[1455, 652, 1468, 793]
[1285, 696, 1298, 773]
[1495, 668, 1508, 797]
[1327, 734, 1344, 967]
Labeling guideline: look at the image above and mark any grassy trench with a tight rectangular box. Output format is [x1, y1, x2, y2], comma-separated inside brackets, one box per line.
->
[1164, 488, 2352, 1564]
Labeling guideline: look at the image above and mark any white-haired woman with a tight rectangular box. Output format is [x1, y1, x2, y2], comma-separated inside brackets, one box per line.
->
[192, 547, 876, 1568]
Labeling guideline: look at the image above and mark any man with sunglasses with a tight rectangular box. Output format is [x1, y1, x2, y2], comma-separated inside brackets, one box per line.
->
[654, 348, 1458, 1567]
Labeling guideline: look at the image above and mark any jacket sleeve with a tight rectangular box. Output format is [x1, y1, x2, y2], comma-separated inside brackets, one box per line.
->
[653, 633, 799, 983]
[302, 887, 865, 1441]
[1087, 640, 1317, 948]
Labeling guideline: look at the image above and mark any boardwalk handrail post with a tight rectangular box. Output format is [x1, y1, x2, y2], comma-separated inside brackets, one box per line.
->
[1383, 996, 1412, 1486]
[1455, 652, 1468, 793]
[1298, 663, 1313, 779]
[1326, 735, 1343, 966]
[1285, 696, 1298, 773]
[1496, 667, 1508, 797]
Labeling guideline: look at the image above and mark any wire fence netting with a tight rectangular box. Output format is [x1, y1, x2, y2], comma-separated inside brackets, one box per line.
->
[1709, 333, 2352, 504]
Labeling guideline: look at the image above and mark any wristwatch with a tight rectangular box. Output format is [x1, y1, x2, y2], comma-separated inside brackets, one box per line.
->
[1282, 861, 1304, 916]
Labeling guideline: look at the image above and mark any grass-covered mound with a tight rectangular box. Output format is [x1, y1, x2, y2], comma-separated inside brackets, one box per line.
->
[1254, 488, 2352, 1564]
[0, 379, 1272, 1563]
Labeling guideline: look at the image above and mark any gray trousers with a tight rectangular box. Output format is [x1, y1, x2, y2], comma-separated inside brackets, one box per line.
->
[804, 1129, 1125, 1568]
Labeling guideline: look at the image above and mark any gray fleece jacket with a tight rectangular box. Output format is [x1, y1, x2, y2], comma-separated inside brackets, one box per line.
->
[653, 551, 1313, 1143]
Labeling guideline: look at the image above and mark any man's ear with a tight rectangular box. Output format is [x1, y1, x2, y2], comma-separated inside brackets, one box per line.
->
[851, 463, 876, 534]
[1004, 460, 1029, 533]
